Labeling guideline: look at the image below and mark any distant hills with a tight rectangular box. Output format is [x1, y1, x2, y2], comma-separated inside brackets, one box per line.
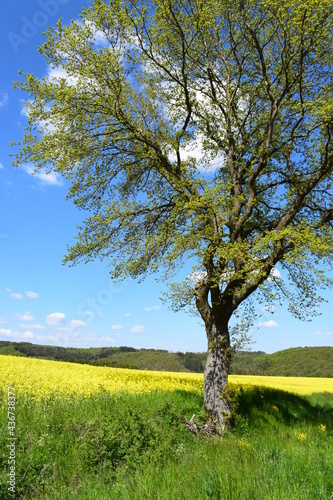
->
[229, 346, 333, 378]
[0, 341, 332, 377]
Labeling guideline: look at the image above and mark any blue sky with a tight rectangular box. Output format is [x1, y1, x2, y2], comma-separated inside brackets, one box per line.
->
[0, 0, 332, 354]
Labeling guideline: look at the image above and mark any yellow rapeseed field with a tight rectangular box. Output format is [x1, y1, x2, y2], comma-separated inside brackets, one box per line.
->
[0, 355, 203, 400]
[229, 375, 333, 395]
[0, 355, 332, 401]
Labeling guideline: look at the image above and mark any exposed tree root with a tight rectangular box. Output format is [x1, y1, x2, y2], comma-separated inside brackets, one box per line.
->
[183, 413, 226, 437]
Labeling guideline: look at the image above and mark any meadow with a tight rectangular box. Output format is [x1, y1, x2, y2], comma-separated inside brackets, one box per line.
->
[0, 355, 332, 499]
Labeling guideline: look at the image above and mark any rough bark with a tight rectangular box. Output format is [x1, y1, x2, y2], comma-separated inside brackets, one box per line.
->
[195, 280, 233, 431]
[204, 322, 232, 430]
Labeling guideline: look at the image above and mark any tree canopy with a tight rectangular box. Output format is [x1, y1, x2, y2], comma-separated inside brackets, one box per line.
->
[13, 0, 333, 426]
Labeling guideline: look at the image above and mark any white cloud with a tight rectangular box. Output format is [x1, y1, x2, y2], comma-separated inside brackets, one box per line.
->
[145, 305, 161, 311]
[82, 20, 109, 47]
[328, 331, 333, 336]
[43, 318, 87, 341]
[169, 132, 226, 173]
[97, 311, 106, 317]
[0, 316, 8, 324]
[188, 271, 208, 284]
[15, 312, 35, 321]
[0, 162, 3, 169]
[68, 320, 87, 329]
[22, 164, 63, 187]
[258, 320, 279, 328]
[111, 324, 124, 330]
[46, 312, 66, 326]
[312, 331, 323, 336]
[161, 84, 227, 173]
[130, 325, 146, 333]
[125, 312, 132, 317]
[0, 328, 12, 336]
[10, 293, 24, 300]
[0, 93, 8, 108]
[5, 288, 12, 292]
[25, 291, 39, 299]
[20, 101, 31, 118]
[21, 100, 58, 135]
[46, 66, 80, 87]
[0, 328, 34, 340]
[21, 161, 61, 186]
[270, 268, 281, 279]
[262, 305, 276, 313]
[99, 336, 115, 344]
[84, 311, 94, 317]
[18, 323, 46, 330]
[22, 331, 34, 339]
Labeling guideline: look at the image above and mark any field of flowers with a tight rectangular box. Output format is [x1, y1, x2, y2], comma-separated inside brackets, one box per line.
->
[230, 374, 333, 395]
[0, 354, 332, 400]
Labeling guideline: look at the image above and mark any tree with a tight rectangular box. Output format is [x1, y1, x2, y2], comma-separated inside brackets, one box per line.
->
[13, 0, 333, 429]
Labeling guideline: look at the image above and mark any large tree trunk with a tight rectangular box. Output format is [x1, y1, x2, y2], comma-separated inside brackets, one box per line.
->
[204, 321, 232, 430]
[195, 280, 233, 430]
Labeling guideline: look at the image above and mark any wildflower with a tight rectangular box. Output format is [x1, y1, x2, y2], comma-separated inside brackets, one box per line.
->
[272, 405, 279, 413]
[318, 424, 326, 432]
[294, 431, 307, 442]
[238, 437, 253, 450]
[175, 443, 185, 454]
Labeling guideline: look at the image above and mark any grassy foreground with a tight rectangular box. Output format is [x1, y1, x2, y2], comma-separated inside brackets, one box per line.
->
[0, 385, 332, 499]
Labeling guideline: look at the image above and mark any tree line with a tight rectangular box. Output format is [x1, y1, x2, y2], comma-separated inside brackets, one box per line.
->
[0, 341, 331, 377]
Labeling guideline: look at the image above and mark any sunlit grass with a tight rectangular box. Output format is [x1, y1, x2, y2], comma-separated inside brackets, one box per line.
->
[0, 387, 332, 499]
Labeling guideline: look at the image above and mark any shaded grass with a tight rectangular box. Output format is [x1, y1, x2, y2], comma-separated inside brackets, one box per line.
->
[0, 387, 332, 499]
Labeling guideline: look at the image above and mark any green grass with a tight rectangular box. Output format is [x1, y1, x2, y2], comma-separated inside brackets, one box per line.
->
[0, 387, 332, 499]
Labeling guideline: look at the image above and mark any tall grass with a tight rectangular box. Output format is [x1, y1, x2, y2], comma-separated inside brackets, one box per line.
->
[0, 387, 332, 499]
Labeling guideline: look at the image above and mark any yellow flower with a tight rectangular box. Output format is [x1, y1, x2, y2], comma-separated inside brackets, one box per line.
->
[318, 424, 326, 432]
[1, 354, 333, 402]
[294, 431, 307, 442]
[272, 405, 279, 413]
[238, 437, 253, 450]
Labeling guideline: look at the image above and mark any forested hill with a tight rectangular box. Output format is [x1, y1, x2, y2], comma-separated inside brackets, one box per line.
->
[229, 347, 333, 378]
[0, 341, 332, 377]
